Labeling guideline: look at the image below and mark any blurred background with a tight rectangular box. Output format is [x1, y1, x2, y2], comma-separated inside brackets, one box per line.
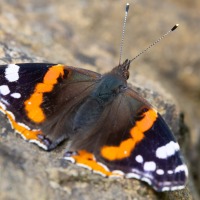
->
[0, 0, 199, 197]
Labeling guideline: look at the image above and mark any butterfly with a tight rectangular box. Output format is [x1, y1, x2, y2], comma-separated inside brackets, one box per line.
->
[0, 59, 188, 192]
[0, 1, 188, 191]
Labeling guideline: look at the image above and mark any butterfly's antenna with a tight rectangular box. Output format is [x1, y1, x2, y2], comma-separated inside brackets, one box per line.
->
[130, 24, 179, 63]
[119, 3, 130, 65]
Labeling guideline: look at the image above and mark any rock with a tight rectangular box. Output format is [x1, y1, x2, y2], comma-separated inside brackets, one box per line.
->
[0, 0, 199, 199]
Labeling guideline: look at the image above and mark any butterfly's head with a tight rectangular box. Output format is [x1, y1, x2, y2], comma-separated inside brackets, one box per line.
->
[112, 59, 130, 80]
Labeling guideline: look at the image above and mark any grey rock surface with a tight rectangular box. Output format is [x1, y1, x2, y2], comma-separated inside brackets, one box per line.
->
[0, 0, 199, 199]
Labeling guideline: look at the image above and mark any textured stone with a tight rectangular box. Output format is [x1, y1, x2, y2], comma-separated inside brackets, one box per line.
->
[0, 0, 199, 199]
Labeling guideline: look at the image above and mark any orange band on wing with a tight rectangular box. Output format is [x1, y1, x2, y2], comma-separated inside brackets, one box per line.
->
[71, 150, 123, 177]
[101, 109, 158, 161]
[24, 65, 64, 123]
[0, 105, 41, 140]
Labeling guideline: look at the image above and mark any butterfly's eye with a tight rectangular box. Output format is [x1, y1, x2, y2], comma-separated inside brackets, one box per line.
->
[124, 71, 129, 79]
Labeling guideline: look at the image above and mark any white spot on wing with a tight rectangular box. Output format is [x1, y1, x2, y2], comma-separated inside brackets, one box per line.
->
[126, 173, 141, 179]
[167, 170, 173, 174]
[171, 185, 185, 191]
[161, 186, 170, 191]
[0, 85, 10, 95]
[5, 64, 20, 82]
[143, 161, 156, 171]
[161, 185, 185, 191]
[63, 157, 75, 163]
[111, 170, 124, 176]
[156, 169, 164, 175]
[156, 141, 180, 159]
[10, 93, 21, 99]
[29, 140, 48, 150]
[135, 155, 143, 163]
[175, 164, 188, 176]
[141, 177, 152, 185]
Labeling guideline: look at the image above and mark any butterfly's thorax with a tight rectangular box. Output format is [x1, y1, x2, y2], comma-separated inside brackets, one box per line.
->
[73, 71, 127, 131]
[91, 72, 127, 103]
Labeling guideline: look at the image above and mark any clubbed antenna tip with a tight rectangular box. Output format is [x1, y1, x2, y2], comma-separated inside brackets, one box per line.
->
[126, 3, 130, 12]
[171, 24, 179, 31]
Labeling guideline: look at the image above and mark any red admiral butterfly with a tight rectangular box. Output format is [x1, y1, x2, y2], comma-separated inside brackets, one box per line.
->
[0, 4, 187, 192]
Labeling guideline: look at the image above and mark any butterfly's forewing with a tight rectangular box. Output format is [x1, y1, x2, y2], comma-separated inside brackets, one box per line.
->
[64, 87, 188, 191]
[0, 63, 101, 149]
[0, 63, 54, 124]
